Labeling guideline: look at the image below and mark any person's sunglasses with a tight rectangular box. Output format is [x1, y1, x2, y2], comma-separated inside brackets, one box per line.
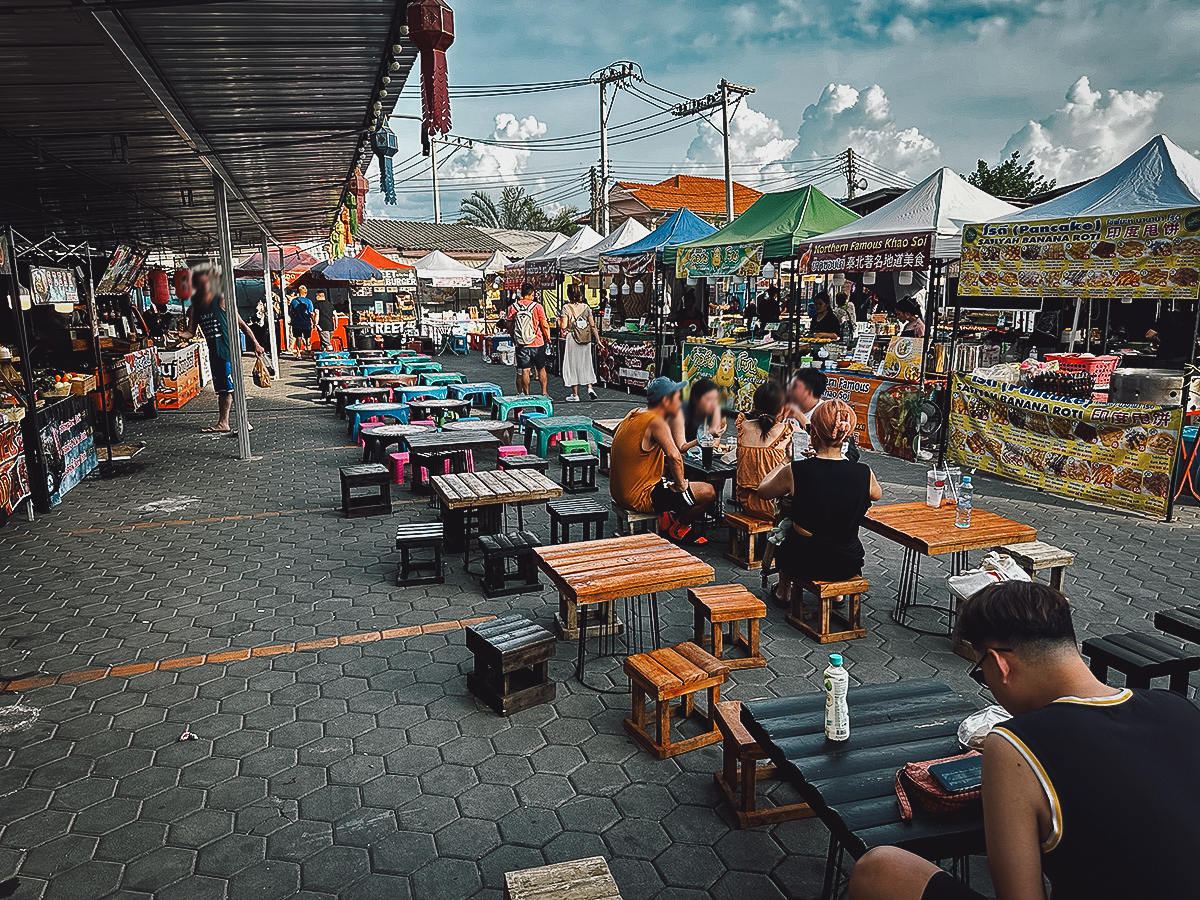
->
[968, 648, 1014, 685]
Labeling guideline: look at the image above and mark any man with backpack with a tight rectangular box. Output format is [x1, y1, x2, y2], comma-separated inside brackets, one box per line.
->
[506, 282, 553, 395]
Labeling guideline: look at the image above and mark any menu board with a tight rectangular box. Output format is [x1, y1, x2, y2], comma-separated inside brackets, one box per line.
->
[29, 267, 79, 306]
[598, 336, 656, 390]
[681, 343, 771, 413]
[959, 207, 1200, 300]
[824, 373, 921, 460]
[675, 243, 763, 279]
[881, 335, 923, 382]
[803, 230, 933, 274]
[948, 374, 1183, 517]
[96, 244, 148, 294]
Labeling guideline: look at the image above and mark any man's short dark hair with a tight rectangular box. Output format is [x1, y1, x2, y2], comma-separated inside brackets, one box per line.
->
[955, 581, 1077, 655]
[520, 282, 536, 298]
[791, 367, 827, 398]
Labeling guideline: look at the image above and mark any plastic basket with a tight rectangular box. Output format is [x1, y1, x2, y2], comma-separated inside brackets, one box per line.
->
[1044, 353, 1120, 386]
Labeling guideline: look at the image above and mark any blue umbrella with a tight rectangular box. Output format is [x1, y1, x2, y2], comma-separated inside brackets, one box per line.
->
[321, 256, 383, 281]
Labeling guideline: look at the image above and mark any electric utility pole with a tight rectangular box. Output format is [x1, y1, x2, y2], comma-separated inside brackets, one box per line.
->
[671, 79, 755, 223]
[430, 134, 473, 223]
[590, 61, 643, 236]
[844, 147, 867, 199]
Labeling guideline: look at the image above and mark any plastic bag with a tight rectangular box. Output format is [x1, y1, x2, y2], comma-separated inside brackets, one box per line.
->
[958, 705, 1010, 751]
[947, 552, 1031, 602]
[252, 355, 272, 388]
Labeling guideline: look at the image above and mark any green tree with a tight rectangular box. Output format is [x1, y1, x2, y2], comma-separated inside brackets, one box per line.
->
[458, 186, 579, 235]
[966, 151, 1056, 199]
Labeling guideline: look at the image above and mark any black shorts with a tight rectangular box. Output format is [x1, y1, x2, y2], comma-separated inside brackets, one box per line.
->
[515, 345, 548, 371]
[651, 480, 697, 515]
[921, 872, 987, 900]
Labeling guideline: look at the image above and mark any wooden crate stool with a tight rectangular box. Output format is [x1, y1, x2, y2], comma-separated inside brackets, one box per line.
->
[713, 700, 814, 829]
[598, 437, 612, 476]
[724, 512, 774, 569]
[478, 531, 542, 597]
[613, 504, 658, 537]
[395, 523, 445, 586]
[547, 498, 608, 544]
[624, 642, 729, 760]
[993, 541, 1075, 591]
[560, 452, 599, 494]
[688, 584, 767, 669]
[465, 614, 556, 716]
[339, 464, 392, 517]
[788, 577, 870, 644]
[503, 857, 621, 900]
[1081, 633, 1200, 695]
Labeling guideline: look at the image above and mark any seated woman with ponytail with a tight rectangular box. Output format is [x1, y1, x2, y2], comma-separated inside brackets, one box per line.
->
[734, 381, 792, 521]
[758, 400, 882, 616]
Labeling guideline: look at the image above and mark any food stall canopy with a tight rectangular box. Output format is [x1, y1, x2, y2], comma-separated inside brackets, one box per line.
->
[559, 219, 650, 273]
[355, 244, 417, 290]
[602, 207, 717, 276]
[520, 233, 568, 264]
[476, 251, 513, 274]
[237, 246, 319, 274]
[525, 226, 602, 288]
[414, 250, 484, 287]
[667, 186, 859, 276]
[357, 245, 414, 271]
[805, 168, 1018, 272]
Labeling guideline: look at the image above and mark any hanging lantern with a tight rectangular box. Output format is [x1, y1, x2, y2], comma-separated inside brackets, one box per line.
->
[149, 268, 170, 304]
[173, 267, 192, 300]
[352, 166, 369, 214]
[347, 193, 358, 235]
[372, 126, 399, 204]
[407, 0, 455, 139]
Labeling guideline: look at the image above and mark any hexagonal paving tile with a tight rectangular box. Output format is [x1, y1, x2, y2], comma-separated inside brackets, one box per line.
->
[268, 765, 327, 800]
[121, 845, 196, 893]
[713, 828, 786, 874]
[228, 858, 302, 900]
[654, 843, 725, 890]
[299, 784, 360, 823]
[195, 832, 266, 878]
[370, 830, 437, 877]
[496, 806, 561, 849]
[71, 797, 141, 835]
[418, 763, 478, 798]
[410, 856, 482, 900]
[395, 794, 459, 834]
[168, 808, 234, 849]
[455, 782, 519, 821]
[333, 807, 396, 847]
[265, 819, 333, 863]
[299, 844, 371, 894]
[433, 817, 500, 861]
[19, 833, 99, 878]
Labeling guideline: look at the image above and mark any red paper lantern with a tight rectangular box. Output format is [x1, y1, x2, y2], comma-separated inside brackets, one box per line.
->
[174, 268, 192, 300]
[407, 0, 454, 137]
[150, 268, 170, 303]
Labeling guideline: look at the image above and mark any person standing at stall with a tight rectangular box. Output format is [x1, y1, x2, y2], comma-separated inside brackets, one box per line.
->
[757, 285, 782, 332]
[507, 282, 552, 395]
[313, 290, 336, 352]
[896, 296, 926, 338]
[560, 282, 599, 402]
[288, 286, 314, 357]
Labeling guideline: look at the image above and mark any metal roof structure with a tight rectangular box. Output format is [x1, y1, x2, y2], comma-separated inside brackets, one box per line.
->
[0, 0, 417, 251]
[477, 227, 561, 259]
[357, 218, 507, 254]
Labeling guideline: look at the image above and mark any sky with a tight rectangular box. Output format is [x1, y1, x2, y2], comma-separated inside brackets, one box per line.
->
[365, 0, 1200, 222]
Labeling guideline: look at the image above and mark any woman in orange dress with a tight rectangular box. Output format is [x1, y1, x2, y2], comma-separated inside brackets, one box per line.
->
[735, 381, 793, 519]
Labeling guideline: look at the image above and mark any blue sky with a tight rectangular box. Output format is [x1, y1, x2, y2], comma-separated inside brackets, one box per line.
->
[366, 0, 1200, 221]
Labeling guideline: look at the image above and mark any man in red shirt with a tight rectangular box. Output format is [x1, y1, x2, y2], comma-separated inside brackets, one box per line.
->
[506, 282, 553, 395]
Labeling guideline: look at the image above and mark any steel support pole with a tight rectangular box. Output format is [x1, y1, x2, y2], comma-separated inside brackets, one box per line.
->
[721, 80, 733, 224]
[1166, 299, 1200, 522]
[213, 174, 252, 460]
[83, 244, 114, 475]
[277, 246, 290, 355]
[261, 232, 279, 376]
[431, 138, 441, 224]
[599, 81, 610, 236]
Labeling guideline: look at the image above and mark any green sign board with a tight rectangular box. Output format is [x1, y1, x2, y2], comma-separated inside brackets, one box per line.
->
[674, 243, 763, 279]
[681, 343, 772, 413]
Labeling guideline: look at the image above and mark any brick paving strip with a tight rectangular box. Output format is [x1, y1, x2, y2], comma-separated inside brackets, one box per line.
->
[0, 615, 496, 693]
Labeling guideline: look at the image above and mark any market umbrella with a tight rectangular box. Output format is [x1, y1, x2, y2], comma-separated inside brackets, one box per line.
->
[236, 245, 318, 273]
[322, 256, 383, 281]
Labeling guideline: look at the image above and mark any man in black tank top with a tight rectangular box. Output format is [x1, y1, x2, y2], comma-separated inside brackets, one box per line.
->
[848, 581, 1200, 900]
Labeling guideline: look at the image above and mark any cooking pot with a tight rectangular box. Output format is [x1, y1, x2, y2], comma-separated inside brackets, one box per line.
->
[1108, 368, 1200, 409]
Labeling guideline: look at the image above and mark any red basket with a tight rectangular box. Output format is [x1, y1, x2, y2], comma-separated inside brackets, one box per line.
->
[1044, 353, 1120, 386]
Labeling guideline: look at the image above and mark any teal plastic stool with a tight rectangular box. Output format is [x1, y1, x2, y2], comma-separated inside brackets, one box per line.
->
[402, 360, 443, 375]
[396, 385, 448, 403]
[492, 395, 553, 422]
[527, 416, 604, 458]
[419, 372, 467, 386]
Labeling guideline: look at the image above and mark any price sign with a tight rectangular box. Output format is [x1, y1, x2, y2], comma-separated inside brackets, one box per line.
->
[851, 334, 875, 364]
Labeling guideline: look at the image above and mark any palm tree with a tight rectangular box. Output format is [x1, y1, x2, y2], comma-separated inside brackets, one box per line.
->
[458, 191, 499, 228]
[458, 186, 580, 235]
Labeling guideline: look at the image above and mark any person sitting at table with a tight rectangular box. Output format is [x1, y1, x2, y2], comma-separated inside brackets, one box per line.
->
[609, 376, 716, 544]
[848, 580, 1200, 900]
[809, 290, 843, 339]
[671, 377, 726, 452]
[735, 381, 792, 521]
[757, 400, 881, 616]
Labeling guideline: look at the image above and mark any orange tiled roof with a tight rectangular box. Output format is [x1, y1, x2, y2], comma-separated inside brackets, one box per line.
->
[615, 174, 761, 216]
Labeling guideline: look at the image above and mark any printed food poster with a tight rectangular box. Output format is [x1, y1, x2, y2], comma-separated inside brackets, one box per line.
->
[824, 373, 922, 461]
[881, 335, 923, 383]
[0, 420, 30, 519]
[597, 338, 655, 389]
[682, 344, 771, 413]
[36, 395, 97, 507]
[948, 374, 1182, 517]
[960, 207, 1200, 300]
[675, 243, 763, 279]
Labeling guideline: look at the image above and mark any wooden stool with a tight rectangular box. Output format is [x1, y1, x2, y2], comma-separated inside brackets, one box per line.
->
[598, 437, 612, 476]
[503, 857, 621, 900]
[339, 464, 391, 517]
[993, 541, 1075, 591]
[724, 511, 773, 569]
[1081, 633, 1200, 695]
[1155, 605, 1200, 644]
[713, 700, 814, 828]
[465, 614, 556, 716]
[395, 523, 444, 586]
[613, 504, 658, 537]
[624, 642, 729, 760]
[498, 453, 550, 473]
[788, 577, 870, 643]
[547, 498, 608, 544]
[560, 453, 599, 494]
[688, 585, 767, 669]
[478, 531, 542, 597]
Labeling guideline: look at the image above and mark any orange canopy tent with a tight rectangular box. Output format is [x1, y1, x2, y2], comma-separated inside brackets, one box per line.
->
[357, 245, 414, 271]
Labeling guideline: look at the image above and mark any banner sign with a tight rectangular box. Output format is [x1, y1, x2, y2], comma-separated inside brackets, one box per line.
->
[959, 207, 1200, 299]
[96, 244, 147, 294]
[0, 233, 9, 275]
[803, 230, 934, 274]
[156, 344, 200, 410]
[29, 267, 79, 306]
[675, 243, 763, 279]
[381, 267, 417, 289]
[36, 395, 97, 507]
[523, 259, 559, 290]
[948, 374, 1183, 517]
[0, 419, 29, 521]
[823, 373, 921, 460]
[681, 343, 771, 413]
[601, 250, 655, 276]
[503, 264, 525, 291]
[597, 337, 655, 389]
[119, 348, 156, 409]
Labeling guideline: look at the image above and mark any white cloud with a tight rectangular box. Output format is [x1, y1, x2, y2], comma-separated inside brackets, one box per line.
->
[1000, 76, 1163, 183]
[443, 112, 548, 184]
[793, 83, 940, 179]
[683, 102, 798, 188]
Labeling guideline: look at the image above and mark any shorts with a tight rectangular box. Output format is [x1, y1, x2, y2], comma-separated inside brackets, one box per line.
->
[651, 480, 697, 515]
[209, 348, 234, 395]
[921, 872, 987, 900]
[515, 344, 548, 371]
[318, 330, 333, 351]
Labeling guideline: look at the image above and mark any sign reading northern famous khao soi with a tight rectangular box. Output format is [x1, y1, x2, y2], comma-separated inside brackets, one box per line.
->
[803, 230, 933, 274]
[675, 243, 762, 279]
[959, 207, 1200, 300]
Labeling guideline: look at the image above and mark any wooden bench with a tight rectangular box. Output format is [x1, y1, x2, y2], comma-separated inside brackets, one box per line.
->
[559, 452, 599, 494]
[624, 642, 729, 760]
[688, 585, 767, 670]
[1081, 632, 1200, 695]
[503, 857, 622, 900]
[395, 523, 444, 586]
[993, 541, 1075, 591]
[339, 464, 391, 517]
[613, 504, 658, 537]
[788, 577, 870, 644]
[547, 498, 608, 544]
[724, 511, 773, 569]
[713, 700, 814, 829]
[465, 614, 556, 716]
[498, 453, 549, 473]
[479, 532, 542, 597]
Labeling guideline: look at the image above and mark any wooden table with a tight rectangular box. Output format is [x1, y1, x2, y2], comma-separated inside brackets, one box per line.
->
[862, 501, 1037, 635]
[593, 418, 624, 437]
[431, 469, 562, 566]
[369, 373, 418, 390]
[534, 534, 714, 688]
[403, 429, 500, 491]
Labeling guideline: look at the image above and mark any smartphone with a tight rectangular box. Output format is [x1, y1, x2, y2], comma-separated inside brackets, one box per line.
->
[929, 756, 983, 794]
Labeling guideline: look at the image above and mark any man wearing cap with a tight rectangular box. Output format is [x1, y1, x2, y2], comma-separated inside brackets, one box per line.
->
[609, 376, 716, 543]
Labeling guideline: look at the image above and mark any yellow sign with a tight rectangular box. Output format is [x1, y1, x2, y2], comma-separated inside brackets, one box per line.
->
[959, 207, 1200, 300]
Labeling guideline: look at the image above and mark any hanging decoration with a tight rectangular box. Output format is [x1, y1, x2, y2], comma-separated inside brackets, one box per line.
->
[346, 193, 358, 236]
[149, 268, 170, 303]
[407, 0, 454, 146]
[351, 166, 369, 213]
[174, 267, 192, 300]
[372, 125, 398, 204]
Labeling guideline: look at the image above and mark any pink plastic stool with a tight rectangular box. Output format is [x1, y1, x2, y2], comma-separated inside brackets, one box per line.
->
[498, 445, 526, 458]
[358, 417, 383, 447]
[388, 452, 410, 485]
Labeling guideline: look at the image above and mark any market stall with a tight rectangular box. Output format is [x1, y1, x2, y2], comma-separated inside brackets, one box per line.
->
[413, 250, 485, 349]
[523, 226, 602, 318]
[352, 246, 418, 346]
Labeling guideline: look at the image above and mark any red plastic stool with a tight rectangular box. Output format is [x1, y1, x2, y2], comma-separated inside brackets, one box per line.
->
[498, 444, 527, 458]
[388, 452, 410, 486]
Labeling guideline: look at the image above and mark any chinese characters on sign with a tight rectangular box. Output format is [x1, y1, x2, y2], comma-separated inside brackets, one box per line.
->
[803, 231, 933, 274]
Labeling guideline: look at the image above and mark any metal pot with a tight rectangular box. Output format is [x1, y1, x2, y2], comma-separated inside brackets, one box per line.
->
[1108, 368, 1200, 409]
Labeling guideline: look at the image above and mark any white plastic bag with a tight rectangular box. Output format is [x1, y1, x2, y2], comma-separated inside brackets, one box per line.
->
[958, 705, 1010, 750]
[948, 552, 1031, 603]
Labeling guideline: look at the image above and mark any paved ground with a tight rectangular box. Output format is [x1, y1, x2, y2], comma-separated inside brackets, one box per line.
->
[1, 347, 1197, 900]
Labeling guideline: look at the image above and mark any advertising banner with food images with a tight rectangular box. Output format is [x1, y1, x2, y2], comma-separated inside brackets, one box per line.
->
[601, 250, 655, 277]
[29, 267, 79, 306]
[597, 337, 656, 389]
[0, 419, 30, 523]
[959, 207, 1200, 300]
[881, 335, 923, 383]
[948, 375, 1183, 517]
[681, 343, 771, 413]
[803, 230, 934, 274]
[36, 394, 97, 507]
[824, 373, 921, 460]
[675, 243, 763, 279]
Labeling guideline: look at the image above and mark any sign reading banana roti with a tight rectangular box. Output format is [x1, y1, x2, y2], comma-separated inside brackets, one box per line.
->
[959, 207, 1200, 300]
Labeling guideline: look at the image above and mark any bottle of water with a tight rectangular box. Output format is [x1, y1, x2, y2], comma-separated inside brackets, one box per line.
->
[955, 476, 973, 528]
[824, 653, 850, 741]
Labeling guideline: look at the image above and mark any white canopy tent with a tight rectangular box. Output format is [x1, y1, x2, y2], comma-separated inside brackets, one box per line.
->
[520, 233, 567, 264]
[476, 250, 512, 274]
[413, 250, 484, 287]
[538, 225, 603, 264]
[559, 218, 650, 273]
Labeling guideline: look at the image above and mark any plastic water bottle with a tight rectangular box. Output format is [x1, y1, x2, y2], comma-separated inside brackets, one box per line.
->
[824, 653, 850, 741]
[955, 477, 974, 528]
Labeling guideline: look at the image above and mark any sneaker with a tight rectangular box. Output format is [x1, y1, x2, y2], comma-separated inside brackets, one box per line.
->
[658, 511, 677, 534]
[565, 394, 580, 402]
[587, 388, 598, 401]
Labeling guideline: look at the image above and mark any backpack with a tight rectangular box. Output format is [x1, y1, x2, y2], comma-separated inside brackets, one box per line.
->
[514, 300, 539, 346]
[569, 303, 593, 344]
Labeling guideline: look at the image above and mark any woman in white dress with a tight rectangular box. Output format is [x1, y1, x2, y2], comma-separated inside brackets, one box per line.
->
[560, 282, 600, 401]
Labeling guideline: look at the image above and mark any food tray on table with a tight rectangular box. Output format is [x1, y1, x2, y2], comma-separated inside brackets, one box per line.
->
[1025, 369, 1095, 400]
